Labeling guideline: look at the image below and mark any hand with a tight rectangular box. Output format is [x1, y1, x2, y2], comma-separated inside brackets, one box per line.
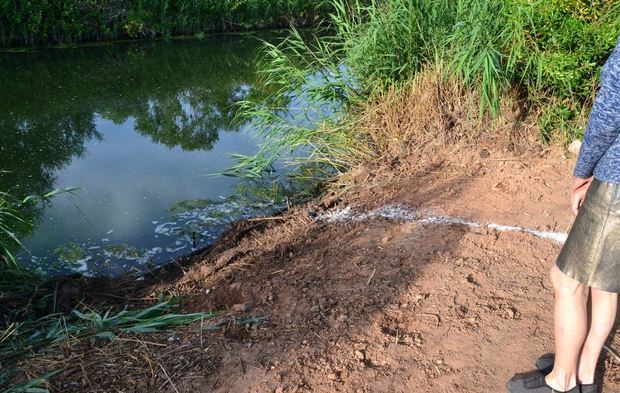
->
[569, 176, 593, 216]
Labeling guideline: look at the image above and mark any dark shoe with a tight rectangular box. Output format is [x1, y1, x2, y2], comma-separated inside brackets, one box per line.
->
[534, 354, 598, 393]
[579, 384, 597, 393]
[535, 353, 554, 375]
[507, 370, 579, 393]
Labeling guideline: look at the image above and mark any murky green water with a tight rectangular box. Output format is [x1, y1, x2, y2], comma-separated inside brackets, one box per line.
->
[0, 33, 284, 276]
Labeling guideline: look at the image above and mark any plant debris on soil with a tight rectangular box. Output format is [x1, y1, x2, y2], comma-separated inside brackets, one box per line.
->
[12, 143, 620, 392]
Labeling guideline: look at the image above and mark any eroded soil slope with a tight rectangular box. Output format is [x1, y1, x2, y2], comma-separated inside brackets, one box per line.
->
[20, 145, 619, 392]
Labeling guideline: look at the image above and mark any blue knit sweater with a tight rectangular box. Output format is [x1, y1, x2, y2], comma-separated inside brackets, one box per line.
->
[574, 39, 620, 182]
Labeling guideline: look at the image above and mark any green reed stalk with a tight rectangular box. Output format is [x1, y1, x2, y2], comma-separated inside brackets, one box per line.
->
[230, 0, 619, 185]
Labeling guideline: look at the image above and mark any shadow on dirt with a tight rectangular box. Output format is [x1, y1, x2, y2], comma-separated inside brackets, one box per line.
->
[17, 165, 619, 392]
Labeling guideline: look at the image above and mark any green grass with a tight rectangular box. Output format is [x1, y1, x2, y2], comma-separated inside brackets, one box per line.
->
[326, 0, 619, 123]
[0, 191, 34, 267]
[230, 0, 620, 185]
[227, 25, 367, 185]
[2, 297, 213, 360]
[1, 187, 78, 267]
[0, 297, 218, 390]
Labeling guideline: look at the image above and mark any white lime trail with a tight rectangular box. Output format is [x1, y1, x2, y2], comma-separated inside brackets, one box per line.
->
[320, 204, 567, 244]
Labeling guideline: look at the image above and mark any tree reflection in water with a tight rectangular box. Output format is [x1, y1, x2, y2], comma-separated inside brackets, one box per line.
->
[0, 33, 275, 258]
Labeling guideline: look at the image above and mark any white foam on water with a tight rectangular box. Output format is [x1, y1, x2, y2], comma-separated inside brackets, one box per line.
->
[320, 204, 567, 244]
[154, 221, 179, 236]
[72, 256, 92, 274]
[165, 245, 186, 253]
[147, 247, 163, 256]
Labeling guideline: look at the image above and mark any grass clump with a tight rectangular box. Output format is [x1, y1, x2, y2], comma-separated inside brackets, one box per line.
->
[1, 297, 212, 362]
[232, 0, 620, 187]
[53, 242, 85, 264]
[335, 0, 619, 123]
[168, 198, 217, 214]
[1, 297, 217, 390]
[103, 243, 146, 260]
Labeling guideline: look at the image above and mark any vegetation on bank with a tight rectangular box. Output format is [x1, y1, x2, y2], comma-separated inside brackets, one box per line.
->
[0, 190, 225, 391]
[233, 0, 620, 185]
[2, 0, 620, 389]
[0, 0, 327, 47]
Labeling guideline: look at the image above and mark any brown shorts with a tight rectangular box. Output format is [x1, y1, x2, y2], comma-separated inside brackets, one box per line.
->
[556, 178, 620, 293]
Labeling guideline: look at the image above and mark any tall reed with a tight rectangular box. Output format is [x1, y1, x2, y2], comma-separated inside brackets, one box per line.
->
[232, 0, 620, 185]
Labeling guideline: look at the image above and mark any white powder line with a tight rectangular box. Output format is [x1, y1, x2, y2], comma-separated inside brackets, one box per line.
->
[319, 204, 567, 244]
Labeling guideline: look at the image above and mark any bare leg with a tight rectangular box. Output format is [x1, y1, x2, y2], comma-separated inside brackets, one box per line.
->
[545, 265, 588, 391]
[577, 287, 618, 384]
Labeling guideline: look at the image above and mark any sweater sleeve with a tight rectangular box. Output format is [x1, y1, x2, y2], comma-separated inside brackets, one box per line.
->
[573, 43, 620, 179]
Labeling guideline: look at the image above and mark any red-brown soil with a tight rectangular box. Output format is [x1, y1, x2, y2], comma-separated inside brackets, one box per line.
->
[17, 144, 619, 392]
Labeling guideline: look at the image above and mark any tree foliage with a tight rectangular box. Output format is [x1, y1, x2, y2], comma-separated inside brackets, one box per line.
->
[0, 0, 327, 47]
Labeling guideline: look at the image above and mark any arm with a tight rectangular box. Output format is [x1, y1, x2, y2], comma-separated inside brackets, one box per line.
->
[570, 42, 620, 215]
[573, 45, 620, 179]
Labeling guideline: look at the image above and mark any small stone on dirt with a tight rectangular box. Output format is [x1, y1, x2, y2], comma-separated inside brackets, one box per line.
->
[466, 273, 478, 285]
[402, 335, 415, 346]
[232, 303, 252, 312]
[568, 139, 582, 156]
[505, 306, 520, 319]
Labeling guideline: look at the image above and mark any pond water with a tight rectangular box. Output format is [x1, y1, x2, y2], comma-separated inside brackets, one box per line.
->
[0, 33, 286, 277]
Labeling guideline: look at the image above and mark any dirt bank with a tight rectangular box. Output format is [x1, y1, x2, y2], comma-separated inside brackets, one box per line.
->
[18, 144, 619, 392]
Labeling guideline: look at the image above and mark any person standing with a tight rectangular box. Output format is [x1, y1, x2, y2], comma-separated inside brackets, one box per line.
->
[508, 38, 620, 393]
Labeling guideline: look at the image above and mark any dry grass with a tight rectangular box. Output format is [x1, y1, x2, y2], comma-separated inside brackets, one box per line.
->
[14, 327, 221, 392]
[318, 65, 549, 197]
[351, 67, 542, 163]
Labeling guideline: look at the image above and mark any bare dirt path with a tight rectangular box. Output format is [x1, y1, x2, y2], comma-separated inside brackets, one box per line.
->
[21, 145, 619, 392]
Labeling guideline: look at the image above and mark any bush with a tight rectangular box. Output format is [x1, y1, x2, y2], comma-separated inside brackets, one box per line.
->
[522, 0, 620, 139]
